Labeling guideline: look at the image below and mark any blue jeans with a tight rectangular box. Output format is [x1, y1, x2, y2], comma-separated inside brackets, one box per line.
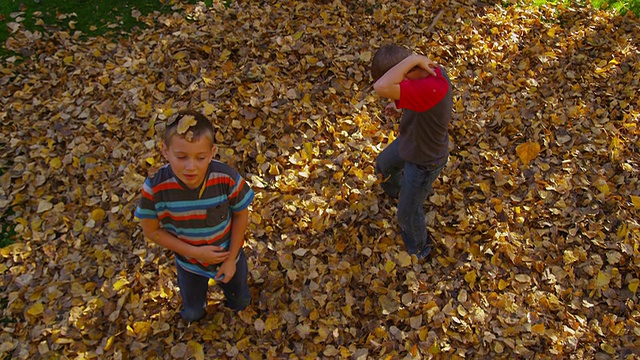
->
[375, 139, 447, 256]
[176, 249, 251, 321]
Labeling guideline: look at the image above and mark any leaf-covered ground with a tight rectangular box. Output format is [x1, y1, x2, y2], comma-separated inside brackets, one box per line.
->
[1, 0, 640, 358]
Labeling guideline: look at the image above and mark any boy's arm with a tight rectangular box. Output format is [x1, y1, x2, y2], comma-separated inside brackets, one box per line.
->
[140, 218, 195, 256]
[226, 208, 249, 260]
[216, 208, 249, 282]
[139, 218, 230, 264]
[373, 54, 437, 100]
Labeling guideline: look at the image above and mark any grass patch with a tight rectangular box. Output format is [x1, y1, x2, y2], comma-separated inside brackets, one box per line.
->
[0, 0, 212, 58]
[591, 0, 640, 14]
[0, 164, 14, 248]
[532, 0, 640, 15]
[0, 297, 10, 325]
[0, 208, 15, 248]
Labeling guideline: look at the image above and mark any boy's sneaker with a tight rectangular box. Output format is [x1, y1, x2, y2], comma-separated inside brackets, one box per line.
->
[417, 244, 433, 260]
[417, 233, 435, 260]
[223, 297, 251, 312]
[179, 307, 206, 323]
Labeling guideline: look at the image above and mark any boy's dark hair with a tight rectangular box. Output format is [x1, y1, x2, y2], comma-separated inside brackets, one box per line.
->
[163, 110, 215, 147]
[371, 44, 412, 83]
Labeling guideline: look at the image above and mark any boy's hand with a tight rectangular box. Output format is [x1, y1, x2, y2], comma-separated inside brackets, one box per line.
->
[215, 259, 237, 283]
[192, 245, 230, 264]
[416, 55, 438, 77]
[384, 102, 402, 117]
[373, 54, 438, 100]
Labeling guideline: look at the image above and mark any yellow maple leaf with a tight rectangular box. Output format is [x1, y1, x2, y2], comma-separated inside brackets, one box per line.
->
[302, 142, 314, 160]
[595, 271, 610, 289]
[103, 336, 115, 351]
[464, 269, 477, 287]
[188, 340, 204, 360]
[113, 278, 129, 291]
[531, 323, 545, 334]
[265, 314, 280, 331]
[91, 208, 106, 222]
[185, 130, 194, 142]
[177, 115, 196, 135]
[498, 279, 509, 290]
[359, 51, 372, 62]
[630, 195, 640, 209]
[268, 163, 280, 175]
[202, 101, 216, 115]
[49, 157, 62, 170]
[133, 321, 151, 336]
[37, 200, 53, 213]
[384, 260, 396, 273]
[397, 252, 412, 267]
[173, 51, 187, 60]
[601, 343, 616, 355]
[547, 27, 556, 37]
[26, 302, 44, 317]
[628, 278, 639, 294]
[516, 141, 540, 166]
[593, 177, 610, 195]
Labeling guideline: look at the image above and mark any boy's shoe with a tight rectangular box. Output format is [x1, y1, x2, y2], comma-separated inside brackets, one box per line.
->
[417, 244, 433, 260]
[180, 309, 206, 323]
[223, 297, 251, 312]
[179, 302, 206, 323]
[416, 233, 435, 260]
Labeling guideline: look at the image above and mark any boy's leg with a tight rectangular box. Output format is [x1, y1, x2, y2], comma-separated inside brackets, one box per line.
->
[218, 249, 251, 311]
[397, 160, 447, 258]
[375, 139, 404, 198]
[176, 263, 209, 322]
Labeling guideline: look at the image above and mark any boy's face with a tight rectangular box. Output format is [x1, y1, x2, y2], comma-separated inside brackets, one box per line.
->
[162, 135, 216, 190]
[405, 67, 431, 80]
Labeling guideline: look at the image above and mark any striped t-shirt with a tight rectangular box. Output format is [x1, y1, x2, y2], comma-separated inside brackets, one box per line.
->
[135, 160, 254, 279]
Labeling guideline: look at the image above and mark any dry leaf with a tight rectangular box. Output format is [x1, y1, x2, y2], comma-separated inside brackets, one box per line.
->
[1, 1, 639, 359]
[515, 141, 540, 165]
[176, 115, 196, 135]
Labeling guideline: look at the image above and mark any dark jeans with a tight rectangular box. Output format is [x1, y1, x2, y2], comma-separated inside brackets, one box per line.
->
[375, 139, 447, 256]
[176, 249, 251, 321]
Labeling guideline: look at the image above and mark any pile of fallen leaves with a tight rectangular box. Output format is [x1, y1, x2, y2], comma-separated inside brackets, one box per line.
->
[1, 0, 639, 358]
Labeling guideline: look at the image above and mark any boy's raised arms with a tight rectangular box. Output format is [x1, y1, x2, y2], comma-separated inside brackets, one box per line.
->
[373, 54, 438, 100]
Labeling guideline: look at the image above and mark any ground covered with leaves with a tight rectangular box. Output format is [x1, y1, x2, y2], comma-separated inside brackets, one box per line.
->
[1, 0, 640, 358]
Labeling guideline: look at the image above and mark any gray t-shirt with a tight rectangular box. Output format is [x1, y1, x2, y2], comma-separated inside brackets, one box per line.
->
[395, 66, 453, 167]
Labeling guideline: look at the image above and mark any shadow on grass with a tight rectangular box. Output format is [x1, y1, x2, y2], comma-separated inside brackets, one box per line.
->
[0, 0, 216, 59]
[0, 208, 15, 248]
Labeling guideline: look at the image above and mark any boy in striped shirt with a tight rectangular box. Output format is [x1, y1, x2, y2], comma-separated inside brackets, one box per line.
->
[135, 110, 255, 322]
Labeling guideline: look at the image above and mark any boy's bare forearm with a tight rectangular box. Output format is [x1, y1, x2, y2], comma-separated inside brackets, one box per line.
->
[374, 54, 436, 99]
[141, 220, 196, 258]
[377, 54, 421, 84]
[227, 208, 249, 259]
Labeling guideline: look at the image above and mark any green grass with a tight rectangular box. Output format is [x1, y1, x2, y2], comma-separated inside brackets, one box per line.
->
[531, 0, 639, 14]
[0, 208, 15, 248]
[0, 163, 14, 248]
[592, 0, 640, 14]
[0, 0, 214, 58]
[1, 0, 220, 243]
[1, 0, 220, 244]
[0, 165, 14, 248]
